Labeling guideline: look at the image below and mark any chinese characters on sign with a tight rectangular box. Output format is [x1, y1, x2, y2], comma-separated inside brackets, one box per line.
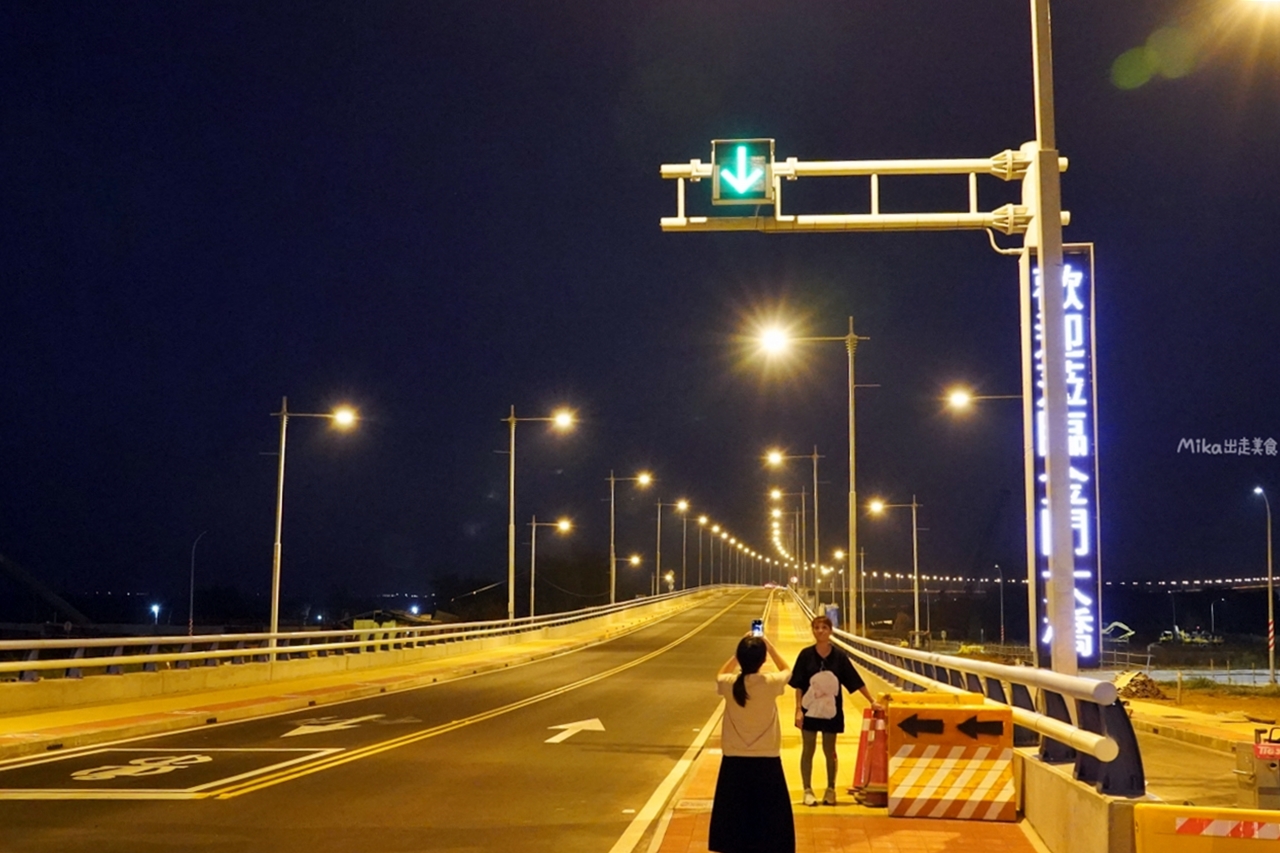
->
[1032, 245, 1101, 668]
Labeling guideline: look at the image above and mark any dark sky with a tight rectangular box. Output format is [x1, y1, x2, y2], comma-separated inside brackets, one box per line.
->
[2, 1, 1278, 616]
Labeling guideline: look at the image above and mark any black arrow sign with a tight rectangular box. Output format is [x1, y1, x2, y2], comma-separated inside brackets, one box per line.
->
[897, 713, 945, 738]
[957, 715, 1006, 739]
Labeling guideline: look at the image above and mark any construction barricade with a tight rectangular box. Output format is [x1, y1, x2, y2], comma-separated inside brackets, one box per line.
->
[884, 692, 1016, 821]
[1135, 803, 1280, 853]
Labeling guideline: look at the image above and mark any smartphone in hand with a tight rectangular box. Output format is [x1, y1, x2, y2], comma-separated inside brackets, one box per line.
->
[750, 619, 763, 637]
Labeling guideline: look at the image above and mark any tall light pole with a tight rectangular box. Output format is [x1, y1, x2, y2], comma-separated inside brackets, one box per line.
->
[996, 563, 1006, 646]
[504, 407, 574, 623]
[1024, 0, 1079, 676]
[697, 515, 708, 586]
[767, 447, 823, 590]
[869, 496, 922, 647]
[654, 500, 691, 593]
[859, 547, 867, 637]
[528, 516, 571, 618]
[188, 530, 207, 636]
[770, 487, 808, 585]
[1255, 486, 1275, 684]
[608, 470, 652, 603]
[677, 500, 690, 589]
[270, 397, 357, 648]
[760, 317, 868, 634]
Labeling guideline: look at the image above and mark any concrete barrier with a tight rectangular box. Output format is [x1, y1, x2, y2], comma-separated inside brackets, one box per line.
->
[0, 592, 712, 715]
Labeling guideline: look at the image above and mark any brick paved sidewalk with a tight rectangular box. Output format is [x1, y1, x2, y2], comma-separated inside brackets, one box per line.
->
[648, 595, 1047, 853]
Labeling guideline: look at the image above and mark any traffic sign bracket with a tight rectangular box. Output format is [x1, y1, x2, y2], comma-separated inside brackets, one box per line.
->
[659, 146, 1069, 237]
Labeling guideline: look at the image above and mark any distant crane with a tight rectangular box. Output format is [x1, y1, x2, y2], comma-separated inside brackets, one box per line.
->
[1101, 621, 1135, 643]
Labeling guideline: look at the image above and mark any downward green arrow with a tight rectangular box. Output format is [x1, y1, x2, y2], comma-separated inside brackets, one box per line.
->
[720, 146, 764, 194]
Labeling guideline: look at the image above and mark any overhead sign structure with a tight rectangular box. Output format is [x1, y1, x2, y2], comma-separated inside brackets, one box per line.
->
[1031, 244, 1101, 670]
[711, 139, 774, 206]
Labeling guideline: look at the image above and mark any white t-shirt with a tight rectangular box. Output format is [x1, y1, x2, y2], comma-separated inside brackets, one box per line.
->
[716, 669, 792, 757]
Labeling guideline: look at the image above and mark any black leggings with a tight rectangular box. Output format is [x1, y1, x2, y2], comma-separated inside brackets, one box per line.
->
[799, 729, 837, 789]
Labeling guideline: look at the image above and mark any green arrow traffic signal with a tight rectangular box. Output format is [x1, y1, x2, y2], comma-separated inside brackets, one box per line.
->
[711, 139, 774, 206]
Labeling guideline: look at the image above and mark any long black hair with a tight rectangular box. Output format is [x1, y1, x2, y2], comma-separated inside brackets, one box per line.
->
[732, 636, 767, 707]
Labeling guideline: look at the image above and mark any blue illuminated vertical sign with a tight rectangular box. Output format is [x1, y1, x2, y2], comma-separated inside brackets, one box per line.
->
[1032, 244, 1102, 669]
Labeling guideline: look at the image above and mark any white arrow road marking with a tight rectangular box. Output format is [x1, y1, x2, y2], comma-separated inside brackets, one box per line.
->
[544, 718, 605, 744]
[282, 714, 385, 738]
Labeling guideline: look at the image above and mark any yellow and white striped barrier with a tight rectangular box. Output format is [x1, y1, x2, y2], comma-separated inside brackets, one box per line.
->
[885, 693, 1015, 822]
[1135, 804, 1280, 852]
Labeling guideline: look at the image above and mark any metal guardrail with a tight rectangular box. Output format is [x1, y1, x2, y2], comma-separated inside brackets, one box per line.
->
[795, 590, 1145, 797]
[0, 587, 709, 682]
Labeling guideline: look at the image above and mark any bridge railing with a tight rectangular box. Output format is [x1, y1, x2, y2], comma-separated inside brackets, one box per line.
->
[0, 587, 711, 682]
[792, 590, 1145, 797]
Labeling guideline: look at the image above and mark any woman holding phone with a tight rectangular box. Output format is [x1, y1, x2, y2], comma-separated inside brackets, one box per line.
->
[708, 630, 794, 853]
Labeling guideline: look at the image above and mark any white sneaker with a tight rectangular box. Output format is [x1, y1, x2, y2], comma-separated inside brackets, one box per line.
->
[823, 788, 837, 805]
[803, 789, 818, 807]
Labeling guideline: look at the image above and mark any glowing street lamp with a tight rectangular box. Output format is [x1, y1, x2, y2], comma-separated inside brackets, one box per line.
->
[528, 515, 572, 618]
[766, 447, 823, 588]
[697, 515, 709, 586]
[757, 319, 866, 633]
[504, 406, 575, 622]
[677, 500, 690, 589]
[654, 499, 687, 596]
[150, 603, 160, 625]
[608, 471, 652, 603]
[270, 397, 358, 648]
[945, 387, 1022, 409]
[1255, 486, 1275, 684]
[868, 496, 923, 647]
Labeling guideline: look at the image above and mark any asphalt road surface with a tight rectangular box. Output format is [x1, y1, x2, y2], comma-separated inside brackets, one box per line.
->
[0, 590, 769, 853]
[1135, 731, 1239, 808]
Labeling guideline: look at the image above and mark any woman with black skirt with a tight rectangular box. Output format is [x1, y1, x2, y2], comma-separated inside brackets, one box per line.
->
[708, 634, 795, 853]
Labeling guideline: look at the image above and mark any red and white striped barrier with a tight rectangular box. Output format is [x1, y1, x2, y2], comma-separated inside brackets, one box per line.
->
[1175, 817, 1280, 839]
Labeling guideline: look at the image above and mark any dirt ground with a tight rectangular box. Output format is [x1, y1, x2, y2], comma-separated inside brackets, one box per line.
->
[1141, 687, 1280, 728]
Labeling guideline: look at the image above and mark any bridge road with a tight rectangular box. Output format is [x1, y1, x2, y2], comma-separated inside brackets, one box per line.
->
[0, 590, 769, 853]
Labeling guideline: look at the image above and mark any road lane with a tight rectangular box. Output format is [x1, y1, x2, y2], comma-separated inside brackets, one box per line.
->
[0, 589, 772, 853]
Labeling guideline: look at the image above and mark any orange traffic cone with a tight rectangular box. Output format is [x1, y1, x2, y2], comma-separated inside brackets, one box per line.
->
[849, 708, 873, 794]
[853, 706, 888, 807]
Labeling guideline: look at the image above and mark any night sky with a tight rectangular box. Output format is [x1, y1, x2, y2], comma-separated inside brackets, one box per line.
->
[2, 2, 1278, 625]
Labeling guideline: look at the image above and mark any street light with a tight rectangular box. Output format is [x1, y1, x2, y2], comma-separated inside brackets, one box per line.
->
[270, 396, 357, 648]
[697, 515, 709, 586]
[653, 499, 690, 595]
[528, 515, 572, 618]
[504, 406, 575, 622]
[150, 603, 160, 625]
[868, 496, 922, 647]
[188, 530, 207, 636]
[766, 446, 823, 591]
[1254, 486, 1275, 684]
[677, 500, 690, 589]
[758, 317, 868, 634]
[945, 388, 1022, 409]
[769, 487, 808, 580]
[608, 470, 652, 603]
[996, 564, 1006, 646]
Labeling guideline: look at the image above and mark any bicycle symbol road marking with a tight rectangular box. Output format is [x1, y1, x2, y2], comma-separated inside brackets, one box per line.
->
[71, 754, 213, 782]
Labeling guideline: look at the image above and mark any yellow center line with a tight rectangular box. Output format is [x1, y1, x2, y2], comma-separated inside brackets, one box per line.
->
[208, 592, 754, 799]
